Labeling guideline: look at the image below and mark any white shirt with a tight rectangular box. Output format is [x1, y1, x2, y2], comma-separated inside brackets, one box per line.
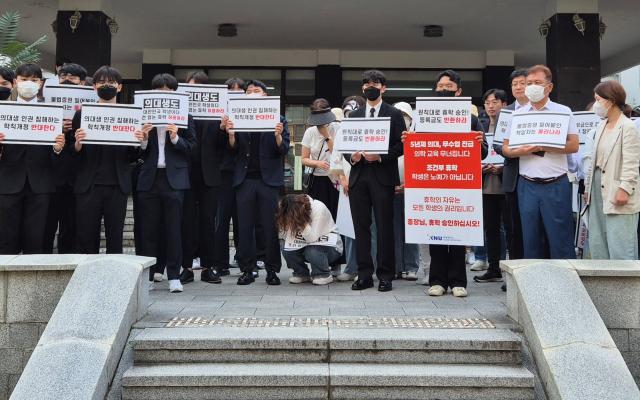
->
[301, 122, 337, 177]
[509, 99, 579, 179]
[365, 101, 382, 118]
[17, 96, 38, 104]
[140, 127, 179, 168]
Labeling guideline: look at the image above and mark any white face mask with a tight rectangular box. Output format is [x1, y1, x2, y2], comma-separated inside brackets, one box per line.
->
[524, 84, 546, 103]
[17, 80, 40, 99]
[593, 100, 611, 118]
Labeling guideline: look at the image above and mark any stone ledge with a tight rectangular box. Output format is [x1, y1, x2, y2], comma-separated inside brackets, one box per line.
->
[500, 259, 640, 277]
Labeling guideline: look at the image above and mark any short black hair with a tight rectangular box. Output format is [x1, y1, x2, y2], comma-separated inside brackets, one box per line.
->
[362, 70, 386, 85]
[93, 66, 123, 84]
[0, 66, 15, 82]
[59, 63, 87, 80]
[225, 77, 245, 90]
[55, 58, 71, 68]
[151, 73, 178, 90]
[15, 63, 43, 79]
[244, 79, 267, 93]
[186, 71, 209, 84]
[482, 89, 508, 104]
[436, 69, 462, 88]
[509, 69, 528, 84]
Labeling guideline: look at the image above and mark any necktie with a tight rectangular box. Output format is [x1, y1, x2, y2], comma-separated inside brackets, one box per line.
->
[370, 107, 375, 118]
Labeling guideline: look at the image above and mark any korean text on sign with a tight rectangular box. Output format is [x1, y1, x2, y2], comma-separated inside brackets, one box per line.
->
[333, 117, 391, 154]
[134, 90, 189, 128]
[507, 111, 571, 149]
[0, 102, 63, 145]
[177, 83, 228, 121]
[228, 96, 281, 132]
[43, 84, 98, 119]
[80, 103, 143, 146]
[415, 97, 472, 133]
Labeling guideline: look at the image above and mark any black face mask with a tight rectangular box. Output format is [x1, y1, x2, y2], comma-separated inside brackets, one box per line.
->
[97, 85, 118, 101]
[60, 80, 76, 85]
[0, 87, 11, 100]
[363, 87, 381, 101]
[436, 90, 457, 97]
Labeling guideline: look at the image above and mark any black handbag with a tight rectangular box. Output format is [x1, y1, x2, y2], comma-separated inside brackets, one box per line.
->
[302, 139, 327, 192]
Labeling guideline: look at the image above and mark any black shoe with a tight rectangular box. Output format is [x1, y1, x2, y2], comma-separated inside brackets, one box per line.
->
[351, 277, 374, 291]
[473, 271, 503, 283]
[501, 284, 507, 292]
[201, 268, 222, 284]
[266, 271, 281, 285]
[237, 271, 255, 285]
[378, 279, 393, 292]
[218, 268, 230, 277]
[179, 269, 194, 284]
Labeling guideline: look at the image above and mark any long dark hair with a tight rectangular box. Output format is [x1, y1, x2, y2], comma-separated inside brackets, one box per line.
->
[276, 194, 312, 235]
[594, 81, 633, 117]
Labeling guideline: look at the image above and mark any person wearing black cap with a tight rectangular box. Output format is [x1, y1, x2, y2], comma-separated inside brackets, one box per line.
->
[301, 98, 339, 218]
[224, 79, 291, 286]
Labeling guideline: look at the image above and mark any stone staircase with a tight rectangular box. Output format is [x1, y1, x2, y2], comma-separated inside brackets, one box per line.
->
[121, 327, 535, 400]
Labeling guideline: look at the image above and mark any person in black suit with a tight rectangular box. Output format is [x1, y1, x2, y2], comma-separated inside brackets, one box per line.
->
[69, 66, 146, 254]
[426, 69, 488, 298]
[0, 63, 66, 254]
[224, 79, 290, 286]
[345, 70, 406, 292]
[178, 71, 228, 285]
[136, 73, 197, 293]
[43, 63, 88, 254]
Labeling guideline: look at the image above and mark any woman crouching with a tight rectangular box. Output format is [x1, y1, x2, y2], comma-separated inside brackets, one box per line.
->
[277, 194, 343, 285]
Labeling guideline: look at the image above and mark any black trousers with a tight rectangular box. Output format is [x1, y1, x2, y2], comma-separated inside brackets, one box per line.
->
[483, 194, 507, 274]
[504, 190, 524, 260]
[75, 185, 127, 254]
[137, 170, 184, 280]
[429, 244, 467, 289]
[213, 171, 239, 269]
[182, 184, 219, 269]
[348, 166, 395, 282]
[308, 175, 339, 220]
[235, 178, 281, 274]
[0, 181, 49, 254]
[43, 184, 76, 254]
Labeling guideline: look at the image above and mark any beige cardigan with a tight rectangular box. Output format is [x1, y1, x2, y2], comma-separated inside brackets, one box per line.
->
[585, 115, 640, 214]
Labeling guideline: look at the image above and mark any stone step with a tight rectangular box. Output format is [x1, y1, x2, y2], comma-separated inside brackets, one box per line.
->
[121, 362, 534, 400]
[101, 231, 135, 240]
[132, 327, 522, 365]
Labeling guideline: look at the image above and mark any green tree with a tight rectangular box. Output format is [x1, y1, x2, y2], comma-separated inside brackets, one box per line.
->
[0, 11, 47, 69]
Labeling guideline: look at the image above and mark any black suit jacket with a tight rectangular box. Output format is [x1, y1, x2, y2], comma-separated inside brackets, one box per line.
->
[345, 102, 405, 188]
[493, 102, 519, 193]
[0, 143, 60, 195]
[68, 110, 139, 195]
[137, 115, 197, 191]
[191, 119, 227, 187]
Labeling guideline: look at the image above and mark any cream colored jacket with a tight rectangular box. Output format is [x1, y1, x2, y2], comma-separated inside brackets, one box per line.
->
[585, 115, 640, 214]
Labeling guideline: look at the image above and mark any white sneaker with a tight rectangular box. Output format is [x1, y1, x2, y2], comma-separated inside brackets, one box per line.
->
[288, 276, 311, 284]
[428, 285, 446, 296]
[336, 273, 357, 282]
[452, 287, 468, 297]
[191, 258, 201, 270]
[169, 280, 183, 293]
[312, 276, 334, 285]
[153, 273, 164, 282]
[470, 260, 489, 271]
[465, 251, 476, 265]
[404, 271, 418, 281]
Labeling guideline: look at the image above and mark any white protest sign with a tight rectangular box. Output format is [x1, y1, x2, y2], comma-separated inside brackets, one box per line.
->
[508, 111, 571, 148]
[336, 187, 355, 239]
[493, 109, 513, 145]
[415, 97, 472, 133]
[283, 231, 339, 251]
[43, 84, 98, 119]
[80, 103, 142, 146]
[483, 134, 505, 165]
[177, 83, 228, 120]
[0, 102, 63, 145]
[134, 91, 189, 128]
[572, 111, 601, 145]
[334, 117, 391, 154]
[228, 96, 280, 132]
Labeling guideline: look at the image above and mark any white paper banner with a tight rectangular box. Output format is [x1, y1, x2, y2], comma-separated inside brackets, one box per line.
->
[177, 83, 228, 120]
[336, 187, 355, 239]
[43, 84, 98, 119]
[404, 187, 483, 246]
[0, 102, 63, 145]
[493, 109, 513, 145]
[80, 103, 142, 146]
[283, 231, 339, 251]
[134, 91, 189, 128]
[334, 117, 391, 154]
[415, 97, 472, 133]
[508, 111, 571, 148]
[483, 134, 505, 165]
[228, 96, 280, 132]
[573, 111, 602, 145]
